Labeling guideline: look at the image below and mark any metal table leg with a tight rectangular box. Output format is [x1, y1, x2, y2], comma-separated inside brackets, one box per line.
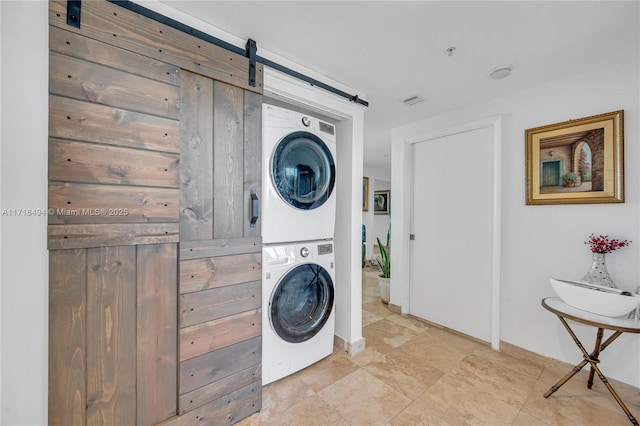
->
[587, 327, 604, 389]
[544, 315, 637, 425]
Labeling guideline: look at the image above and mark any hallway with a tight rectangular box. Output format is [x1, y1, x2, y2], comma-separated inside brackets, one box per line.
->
[239, 267, 639, 425]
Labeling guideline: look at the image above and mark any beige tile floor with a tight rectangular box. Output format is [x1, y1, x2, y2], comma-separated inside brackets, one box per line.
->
[239, 267, 640, 425]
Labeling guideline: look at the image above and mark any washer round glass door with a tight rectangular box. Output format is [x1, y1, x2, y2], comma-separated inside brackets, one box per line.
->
[272, 131, 335, 210]
[270, 263, 334, 343]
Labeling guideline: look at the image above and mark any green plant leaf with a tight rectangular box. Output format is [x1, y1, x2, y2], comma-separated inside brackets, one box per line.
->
[376, 237, 390, 278]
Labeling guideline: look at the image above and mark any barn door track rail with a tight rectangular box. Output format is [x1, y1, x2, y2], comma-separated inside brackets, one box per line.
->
[67, 0, 369, 107]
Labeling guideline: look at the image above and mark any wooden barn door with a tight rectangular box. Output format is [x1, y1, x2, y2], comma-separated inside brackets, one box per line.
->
[47, 1, 263, 425]
[174, 70, 262, 422]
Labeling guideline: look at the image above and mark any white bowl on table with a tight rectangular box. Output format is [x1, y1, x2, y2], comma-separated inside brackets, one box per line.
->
[550, 278, 640, 318]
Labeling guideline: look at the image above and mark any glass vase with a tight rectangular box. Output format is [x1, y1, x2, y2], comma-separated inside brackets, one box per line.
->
[581, 252, 617, 288]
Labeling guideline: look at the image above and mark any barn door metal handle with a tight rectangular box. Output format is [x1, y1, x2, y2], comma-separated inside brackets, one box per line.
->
[250, 189, 259, 228]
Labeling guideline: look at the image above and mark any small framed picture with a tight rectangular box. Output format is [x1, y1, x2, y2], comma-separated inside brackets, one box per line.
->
[373, 190, 390, 215]
[525, 110, 624, 205]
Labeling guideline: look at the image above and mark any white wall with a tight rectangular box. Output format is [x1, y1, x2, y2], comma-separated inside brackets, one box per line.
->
[1, 2, 49, 424]
[392, 57, 640, 387]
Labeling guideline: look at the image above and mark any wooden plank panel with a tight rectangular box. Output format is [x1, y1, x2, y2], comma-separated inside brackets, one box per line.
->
[49, 95, 179, 153]
[180, 309, 261, 361]
[49, 249, 87, 426]
[50, 25, 179, 85]
[177, 366, 260, 415]
[49, 1, 263, 93]
[180, 280, 261, 328]
[48, 182, 178, 224]
[213, 81, 244, 239]
[166, 382, 261, 426]
[49, 52, 180, 119]
[179, 252, 261, 294]
[179, 337, 261, 394]
[179, 71, 214, 241]
[48, 223, 179, 250]
[243, 91, 262, 238]
[49, 139, 179, 188]
[179, 237, 261, 260]
[137, 243, 178, 426]
[86, 246, 137, 425]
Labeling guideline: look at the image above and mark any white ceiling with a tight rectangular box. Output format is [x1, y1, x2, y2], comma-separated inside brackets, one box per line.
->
[159, 1, 639, 171]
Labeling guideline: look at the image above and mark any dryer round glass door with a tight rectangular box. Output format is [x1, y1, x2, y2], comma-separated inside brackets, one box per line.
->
[272, 131, 335, 210]
[270, 263, 334, 343]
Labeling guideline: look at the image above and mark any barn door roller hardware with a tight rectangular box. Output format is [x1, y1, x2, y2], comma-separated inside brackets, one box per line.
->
[246, 39, 257, 88]
[67, 0, 81, 28]
[96, 0, 368, 107]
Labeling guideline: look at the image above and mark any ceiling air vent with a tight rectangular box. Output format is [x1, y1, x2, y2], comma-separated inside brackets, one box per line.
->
[403, 95, 424, 106]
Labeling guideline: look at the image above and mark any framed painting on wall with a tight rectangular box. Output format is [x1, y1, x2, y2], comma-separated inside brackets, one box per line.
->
[363, 177, 369, 211]
[525, 110, 624, 205]
[374, 190, 390, 215]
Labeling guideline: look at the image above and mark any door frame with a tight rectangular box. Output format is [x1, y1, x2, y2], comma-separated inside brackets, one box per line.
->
[263, 68, 367, 354]
[391, 116, 502, 350]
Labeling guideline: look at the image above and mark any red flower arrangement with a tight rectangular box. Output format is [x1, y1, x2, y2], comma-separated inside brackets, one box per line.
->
[585, 234, 631, 254]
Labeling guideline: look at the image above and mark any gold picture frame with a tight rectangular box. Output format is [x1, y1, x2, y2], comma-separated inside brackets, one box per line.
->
[525, 110, 624, 205]
[363, 177, 369, 211]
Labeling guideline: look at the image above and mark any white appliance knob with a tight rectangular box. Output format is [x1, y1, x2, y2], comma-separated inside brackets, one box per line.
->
[300, 247, 309, 257]
[301, 116, 311, 127]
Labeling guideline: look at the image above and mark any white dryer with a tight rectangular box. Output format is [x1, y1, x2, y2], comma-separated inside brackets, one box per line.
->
[262, 240, 335, 385]
[262, 104, 337, 244]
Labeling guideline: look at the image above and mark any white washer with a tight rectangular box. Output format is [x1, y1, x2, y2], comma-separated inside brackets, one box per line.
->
[262, 104, 337, 244]
[262, 240, 335, 385]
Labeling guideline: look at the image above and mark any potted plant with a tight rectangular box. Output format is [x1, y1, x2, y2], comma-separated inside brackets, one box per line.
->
[375, 226, 391, 304]
[562, 172, 579, 187]
[582, 233, 631, 288]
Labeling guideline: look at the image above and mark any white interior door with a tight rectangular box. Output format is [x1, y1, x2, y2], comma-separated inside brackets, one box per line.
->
[409, 126, 495, 342]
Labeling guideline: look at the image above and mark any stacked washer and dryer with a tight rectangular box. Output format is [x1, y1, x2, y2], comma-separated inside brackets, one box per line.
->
[261, 104, 337, 385]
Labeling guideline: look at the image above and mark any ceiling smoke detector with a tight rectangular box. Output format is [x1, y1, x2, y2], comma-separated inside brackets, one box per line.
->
[403, 95, 424, 106]
[490, 65, 513, 80]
